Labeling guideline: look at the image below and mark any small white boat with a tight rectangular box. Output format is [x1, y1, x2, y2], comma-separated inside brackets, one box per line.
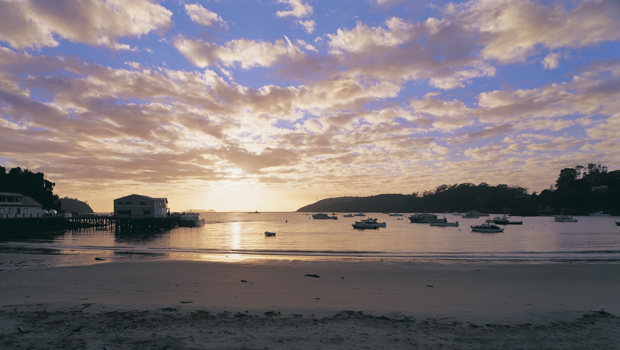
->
[264, 231, 276, 237]
[179, 213, 205, 227]
[352, 218, 386, 230]
[554, 215, 578, 222]
[471, 223, 504, 233]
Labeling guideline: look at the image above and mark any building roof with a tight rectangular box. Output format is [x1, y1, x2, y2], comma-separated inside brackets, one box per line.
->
[114, 194, 168, 202]
[22, 196, 43, 208]
[0, 193, 42, 208]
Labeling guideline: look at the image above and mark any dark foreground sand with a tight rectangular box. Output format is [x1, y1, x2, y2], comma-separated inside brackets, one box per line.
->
[1, 255, 619, 349]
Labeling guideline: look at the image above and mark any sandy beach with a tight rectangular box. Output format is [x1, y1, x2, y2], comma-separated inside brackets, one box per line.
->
[1, 255, 619, 349]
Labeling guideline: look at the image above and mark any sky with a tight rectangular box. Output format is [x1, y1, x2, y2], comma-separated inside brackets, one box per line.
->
[0, 0, 619, 212]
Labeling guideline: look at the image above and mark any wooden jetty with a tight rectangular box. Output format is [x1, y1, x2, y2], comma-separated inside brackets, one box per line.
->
[1, 213, 198, 235]
[0, 215, 113, 234]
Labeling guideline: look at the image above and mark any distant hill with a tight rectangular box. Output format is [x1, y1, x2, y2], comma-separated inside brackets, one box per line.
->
[59, 197, 94, 214]
[297, 194, 413, 213]
[297, 165, 620, 215]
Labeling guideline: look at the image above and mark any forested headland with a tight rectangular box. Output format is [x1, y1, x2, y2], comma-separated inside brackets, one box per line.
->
[297, 164, 620, 215]
[59, 197, 94, 214]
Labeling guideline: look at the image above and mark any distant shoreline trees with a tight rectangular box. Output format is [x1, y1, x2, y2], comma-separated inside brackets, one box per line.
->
[297, 164, 620, 215]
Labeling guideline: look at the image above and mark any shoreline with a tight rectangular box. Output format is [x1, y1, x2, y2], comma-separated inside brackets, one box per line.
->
[1, 256, 619, 348]
[2, 257, 619, 319]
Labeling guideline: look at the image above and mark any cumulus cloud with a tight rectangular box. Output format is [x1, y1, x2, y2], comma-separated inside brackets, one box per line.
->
[455, 0, 620, 62]
[299, 20, 316, 34]
[543, 52, 560, 70]
[0, 1, 618, 211]
[276, 0, 313, 18]
[327, 17, 415, 54]
[185, 3, 225, 27]
[175, 37, 305, 69]
[0, 0, 171, 50]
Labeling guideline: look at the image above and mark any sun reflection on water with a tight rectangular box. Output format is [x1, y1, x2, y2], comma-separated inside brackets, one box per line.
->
[229, 221, 242, 250]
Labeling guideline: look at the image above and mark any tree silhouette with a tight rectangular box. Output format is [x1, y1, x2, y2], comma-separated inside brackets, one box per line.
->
[0, 166, 61, 210]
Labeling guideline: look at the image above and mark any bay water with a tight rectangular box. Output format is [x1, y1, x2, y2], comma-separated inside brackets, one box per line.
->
[1, 212, 620, 270]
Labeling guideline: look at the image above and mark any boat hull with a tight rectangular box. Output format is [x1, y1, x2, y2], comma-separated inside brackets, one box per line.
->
[471, 224, 504, 233]
[430, 222, 459, 227]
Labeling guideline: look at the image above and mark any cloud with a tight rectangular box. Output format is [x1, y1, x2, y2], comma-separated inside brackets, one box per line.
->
[319, 0, 618, 94]
[455, 0, 620, 62]
[466, 123, 514, 141]
[276, 0, 313, 18]
[0, 1, 618, 211]
[321, 15, 498, 90]
[327, 17, 415, 55]
[219, 146, 300, 173]
[476, 59, 620, 127]
[0, 0, 171, 50]
[542, 52, 560, 70]
[408, 93, 475, 131]
[175, 36, 305, 69]
[299, 20, 316, 34]
[185, 3, 225, 27]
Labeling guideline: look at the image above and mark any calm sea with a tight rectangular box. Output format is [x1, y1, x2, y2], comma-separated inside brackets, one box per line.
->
[1, 212, 620, 269]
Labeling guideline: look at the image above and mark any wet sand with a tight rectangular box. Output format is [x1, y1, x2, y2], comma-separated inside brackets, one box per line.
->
[1, 256, 619, 349]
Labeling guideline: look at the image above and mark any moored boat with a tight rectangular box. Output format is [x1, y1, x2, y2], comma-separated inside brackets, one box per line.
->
[491, 214, 522, 225]
[409, 213, 438, 223]
[179, 213, 205, 227]
[554, 215, 578, 222]
[352, 218, 386, 229]
[264, 231, 276, 237]
[462, 211, 483, 218]
[430, 221, 459, 227]
[471, 223, 504, 233]
[312, 213, 338, 220]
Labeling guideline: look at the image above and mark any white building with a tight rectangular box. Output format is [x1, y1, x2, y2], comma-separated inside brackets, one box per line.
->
[0, 192, 44, 218]
[113, 194, 169, 219]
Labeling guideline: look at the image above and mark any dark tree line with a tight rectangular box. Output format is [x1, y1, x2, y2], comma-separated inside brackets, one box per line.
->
[537, 164, 620, 215]
[0, 166, 61, 210]
[298, 164, 620, 215]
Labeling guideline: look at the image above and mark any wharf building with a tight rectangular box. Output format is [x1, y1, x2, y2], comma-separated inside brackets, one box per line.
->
[0, 192, 44, 218]
[113, 194, 169, 219]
